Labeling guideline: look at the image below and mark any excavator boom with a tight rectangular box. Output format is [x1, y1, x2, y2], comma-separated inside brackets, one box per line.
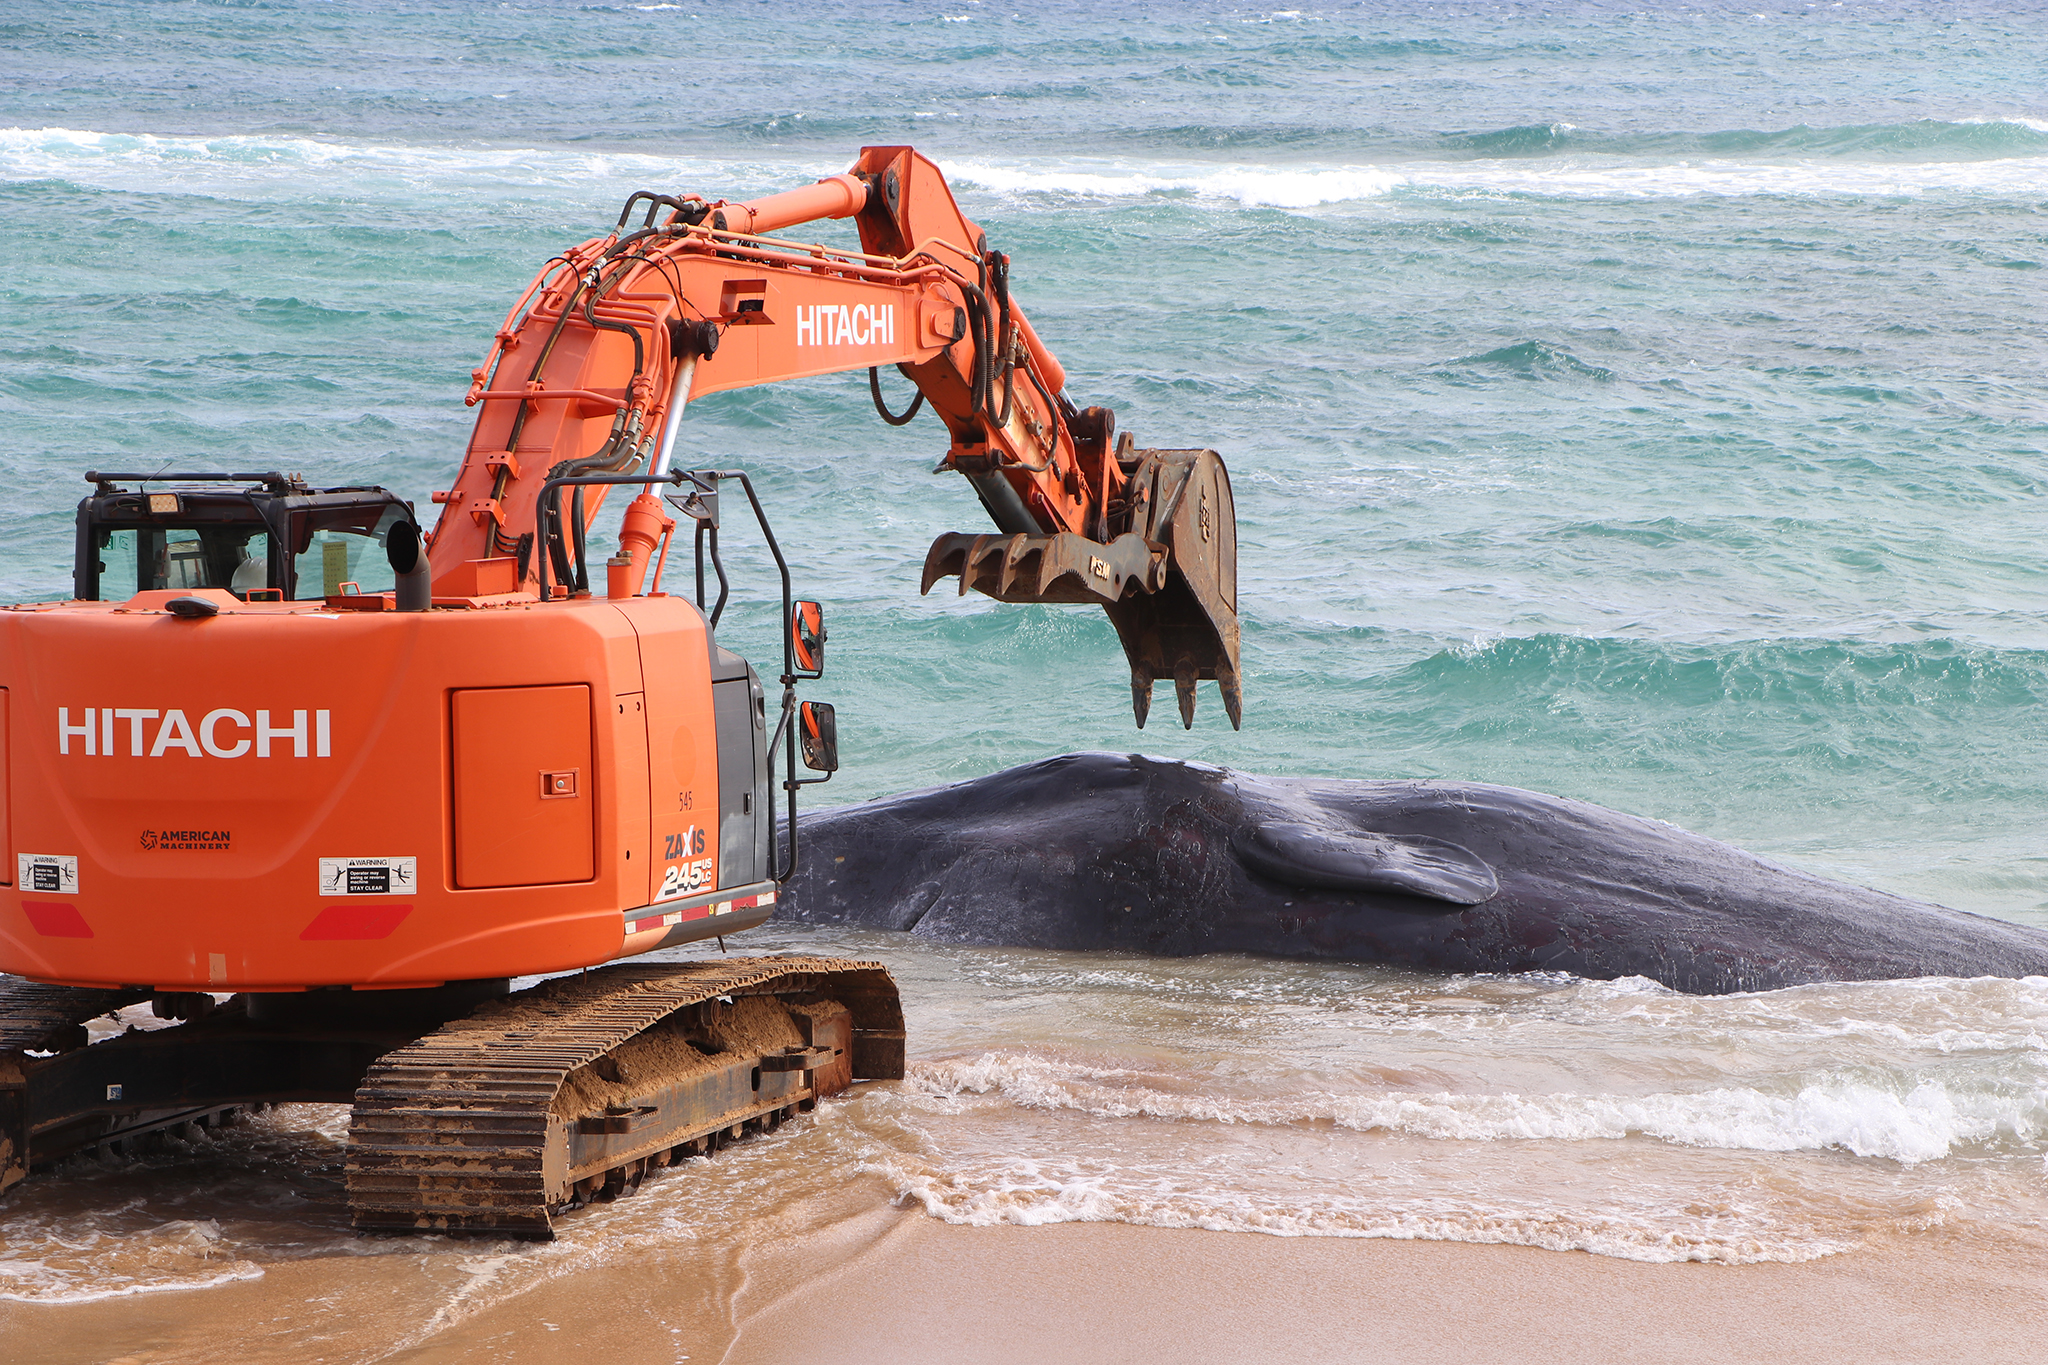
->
[430, 148, 1241, 729]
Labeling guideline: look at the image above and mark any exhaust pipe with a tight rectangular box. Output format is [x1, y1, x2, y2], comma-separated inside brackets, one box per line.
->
[388, 520, 432, 612]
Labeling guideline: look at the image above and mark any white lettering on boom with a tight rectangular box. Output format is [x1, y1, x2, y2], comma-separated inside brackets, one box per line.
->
[792, 303, 894, 348]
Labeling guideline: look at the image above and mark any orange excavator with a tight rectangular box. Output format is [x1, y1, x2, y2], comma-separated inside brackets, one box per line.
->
[0, 148, 1241, 1236]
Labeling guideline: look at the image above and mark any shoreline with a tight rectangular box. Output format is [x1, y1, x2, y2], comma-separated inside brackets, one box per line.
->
[9, 1201, 2047, 1364]
[723, 1215, 2048, 1365]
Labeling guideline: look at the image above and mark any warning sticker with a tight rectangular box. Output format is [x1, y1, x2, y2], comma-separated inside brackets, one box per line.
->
[318, 856, 417, 897]
[17, 854, 79, 895]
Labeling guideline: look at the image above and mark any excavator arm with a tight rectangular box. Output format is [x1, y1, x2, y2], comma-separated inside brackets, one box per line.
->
[425, 147, 1240, 729]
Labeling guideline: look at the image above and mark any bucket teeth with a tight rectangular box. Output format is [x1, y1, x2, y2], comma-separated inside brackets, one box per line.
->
[920, 447, 1242, 732]
[1174, 662, 1198, 730]
[921, 530, 1159, 606]
[1000, 535, 1034, 596]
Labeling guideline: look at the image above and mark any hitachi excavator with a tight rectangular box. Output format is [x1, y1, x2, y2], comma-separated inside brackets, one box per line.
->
[0, 147, 1240, 1236]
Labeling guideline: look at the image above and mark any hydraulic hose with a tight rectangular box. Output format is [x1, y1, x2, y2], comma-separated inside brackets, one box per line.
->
[582, 260, 645, 377]
[540, 430, 645, 592]
[869, 365, 925, 426]
[489, 257, 603, 553]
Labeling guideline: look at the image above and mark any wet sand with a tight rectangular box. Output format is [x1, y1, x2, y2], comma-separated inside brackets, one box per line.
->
[9, 1192, 2046, 1365]
[13, 940, 2048, 1362]
[722, 1217, 2048, 1365]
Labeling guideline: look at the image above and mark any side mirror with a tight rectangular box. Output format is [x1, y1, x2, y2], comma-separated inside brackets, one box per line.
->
[790, 600, 826, 677]
[799, 701, 839, 773]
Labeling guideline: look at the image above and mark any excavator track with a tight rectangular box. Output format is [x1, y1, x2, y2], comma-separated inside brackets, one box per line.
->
[0, 978, 151, 1192]
[0, 979, 148, 1055]
[346, 956, 904, 1238]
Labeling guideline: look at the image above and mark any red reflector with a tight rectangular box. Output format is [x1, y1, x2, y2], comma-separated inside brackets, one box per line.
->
[22, 901, 93, 938]
[301, 904, 412, 941]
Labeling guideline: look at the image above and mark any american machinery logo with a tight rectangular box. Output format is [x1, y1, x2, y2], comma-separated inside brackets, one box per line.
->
[141, 829, 231, 852]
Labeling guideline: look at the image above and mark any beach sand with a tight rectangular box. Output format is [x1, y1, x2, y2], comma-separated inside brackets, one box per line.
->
[9, 1190, 2045, 1365]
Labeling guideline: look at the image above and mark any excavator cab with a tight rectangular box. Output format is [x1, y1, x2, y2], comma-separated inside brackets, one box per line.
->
[73, 471, 413, 603]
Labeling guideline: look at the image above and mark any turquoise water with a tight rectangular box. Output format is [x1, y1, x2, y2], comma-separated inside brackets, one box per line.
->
[2, 0, 2044, 924]
[6, 2, 2048, 1312]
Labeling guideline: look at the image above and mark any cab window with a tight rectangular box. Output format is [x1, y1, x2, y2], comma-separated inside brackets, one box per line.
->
[97, 526, 271, 598]
[291, 503, 406, 599]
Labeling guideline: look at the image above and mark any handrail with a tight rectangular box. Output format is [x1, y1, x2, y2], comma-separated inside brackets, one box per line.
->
[531, 469, 692, 603]
[530, 464, 825, 884]
[467, 388, 630, 409]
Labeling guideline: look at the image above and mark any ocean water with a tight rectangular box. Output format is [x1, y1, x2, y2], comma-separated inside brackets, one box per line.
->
[2, 0, 2047, 1327]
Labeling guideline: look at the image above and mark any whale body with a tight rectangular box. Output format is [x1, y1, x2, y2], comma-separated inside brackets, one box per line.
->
[781, 752, 2048, 994]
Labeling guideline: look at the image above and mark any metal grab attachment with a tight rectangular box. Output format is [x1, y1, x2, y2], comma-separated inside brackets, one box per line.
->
[1108, 448, 1242, 732]
[920, 446, 1242, 732]
[920, 530, 1164, 604]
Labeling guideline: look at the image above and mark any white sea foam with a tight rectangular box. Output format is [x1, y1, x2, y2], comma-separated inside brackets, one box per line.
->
[0, 126, 839, 205]
[863, 1145, 1853, 1263]
[942, 154, 2048, 207]
[1328, 1079, 2041, 1162]
[854, 1010, 2048, 1264]
[1960, 116, 2048, 133]
[941, 159, 1408, 208]
[909, 1051, 2048, 1163]
[5, 126, 2045, 212]
[0, 1218, 264, 1304]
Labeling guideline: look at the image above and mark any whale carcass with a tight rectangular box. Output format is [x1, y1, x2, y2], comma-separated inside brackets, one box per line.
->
[782, 752, 2048, 994]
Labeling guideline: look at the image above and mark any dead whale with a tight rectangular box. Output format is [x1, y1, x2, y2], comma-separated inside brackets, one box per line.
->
[781, 752, 2048, 994]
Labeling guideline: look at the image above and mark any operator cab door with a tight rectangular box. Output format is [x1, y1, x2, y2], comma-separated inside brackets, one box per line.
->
[709, 645, 769, 888]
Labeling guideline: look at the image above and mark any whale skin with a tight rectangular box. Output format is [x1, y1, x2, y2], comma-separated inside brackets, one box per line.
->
[780, 752, 2048, 995]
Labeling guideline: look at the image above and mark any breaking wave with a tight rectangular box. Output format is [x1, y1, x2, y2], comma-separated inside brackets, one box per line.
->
[870, 1151, 1860, 1264]
[943, 152, 2048, 207]
[907, 1052, 2048, 1164]
[1393, 634, 2048, 717]
[6, 126, 2046, 213]
[805, 969, 2048, 1265]
[1441, 340, 1615, 382]
[0, 1217, 265, 1304]
[0, 126, 839, 205]
[1441, 117, 2048, 161]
